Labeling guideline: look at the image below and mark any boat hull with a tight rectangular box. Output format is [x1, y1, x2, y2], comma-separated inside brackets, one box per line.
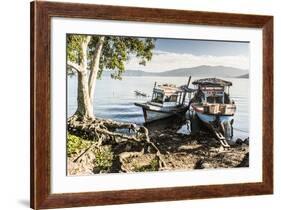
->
[144, 109, 174, 122]
[191, 103, 234, 125]
[195, 112, 234, 141]
[196, 112, 234, 125]
[135, 102, 188, 123]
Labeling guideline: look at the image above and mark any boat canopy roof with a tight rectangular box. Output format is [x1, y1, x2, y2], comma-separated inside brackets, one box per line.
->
[154, 84, 185, 96]
[192, 78, 232, 87]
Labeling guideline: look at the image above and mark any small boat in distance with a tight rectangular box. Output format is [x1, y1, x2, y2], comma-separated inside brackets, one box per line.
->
[189, 78, 236, 146]
[134, 90, 148, 97]
[135, 82, 189, 123]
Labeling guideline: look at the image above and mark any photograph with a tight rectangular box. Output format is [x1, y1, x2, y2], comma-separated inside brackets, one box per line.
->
[29, 1, 274, 208]
[66, 34, 250, 176]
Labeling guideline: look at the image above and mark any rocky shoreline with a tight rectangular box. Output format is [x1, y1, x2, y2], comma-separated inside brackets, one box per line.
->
[147, 128, 249, 170]
[67, 118, 249, 176]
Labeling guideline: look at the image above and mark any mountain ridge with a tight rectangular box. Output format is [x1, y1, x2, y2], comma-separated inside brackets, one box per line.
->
[102, 65, 249, 78]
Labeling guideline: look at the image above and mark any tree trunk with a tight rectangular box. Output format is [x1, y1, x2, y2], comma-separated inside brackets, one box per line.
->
[74, 36, 93, 118]
[88, 36, 105, 102]
[73, 36, 105, 119]
[75, 71, 93, 118]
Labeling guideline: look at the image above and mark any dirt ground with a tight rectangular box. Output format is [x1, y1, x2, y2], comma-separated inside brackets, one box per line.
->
[67, 120, 249, 175]
[126, 128, 249, 171]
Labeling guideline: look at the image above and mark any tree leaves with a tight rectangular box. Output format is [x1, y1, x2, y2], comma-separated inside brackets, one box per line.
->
[67, 34, 89, 65]
[67, 34, 156, 79]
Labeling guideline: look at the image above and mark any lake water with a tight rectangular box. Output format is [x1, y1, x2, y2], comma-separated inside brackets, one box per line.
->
[67, 76, 249, 139]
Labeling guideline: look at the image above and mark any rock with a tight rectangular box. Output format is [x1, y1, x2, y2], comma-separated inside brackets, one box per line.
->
[201, 162, 212, 168]
[124, 144, 131, 151]
[209, 147, 220, 153]
[236, 153, 249, 167]
[218, 146, 225, 153]
[236, 138, 243, 145]
[92, 167, 101, 174]
[244, 137, 249, 145]
[194, 159, 204, 169]
[158, 134, 174, 140]
[173, 137, 182, 142]
[178, 144, 202, 151]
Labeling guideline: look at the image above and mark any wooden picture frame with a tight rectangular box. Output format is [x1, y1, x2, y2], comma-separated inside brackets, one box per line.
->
[30, 1, 273, 209]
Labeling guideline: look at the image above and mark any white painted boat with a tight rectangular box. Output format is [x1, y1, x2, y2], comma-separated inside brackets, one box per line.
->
[135, 83, 189, 123]
[135, 102, 188, 122]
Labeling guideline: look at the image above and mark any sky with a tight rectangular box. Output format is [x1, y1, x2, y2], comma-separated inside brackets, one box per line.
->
[125, 38, 250, 72]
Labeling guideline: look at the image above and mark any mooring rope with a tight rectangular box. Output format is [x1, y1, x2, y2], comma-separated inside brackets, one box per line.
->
[233, 127, 248, 133]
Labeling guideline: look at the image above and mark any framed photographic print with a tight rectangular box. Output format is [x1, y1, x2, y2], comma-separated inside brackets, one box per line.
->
[30, 1, 273, 209]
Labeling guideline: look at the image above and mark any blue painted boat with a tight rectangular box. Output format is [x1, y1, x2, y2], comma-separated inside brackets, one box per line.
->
[189, 78, 236, 143]
[196, 112, 234, 125]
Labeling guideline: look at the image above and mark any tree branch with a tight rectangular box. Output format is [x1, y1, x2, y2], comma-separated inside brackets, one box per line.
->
[67, 61, 81, 72]
[88, 36, 105, 101]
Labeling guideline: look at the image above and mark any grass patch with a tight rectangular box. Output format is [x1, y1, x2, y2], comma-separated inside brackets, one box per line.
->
[93, 146, 113, 172]
[67, 133, 91, 157]
[133, 158, 159, 172]
[67, 133, 113, 173]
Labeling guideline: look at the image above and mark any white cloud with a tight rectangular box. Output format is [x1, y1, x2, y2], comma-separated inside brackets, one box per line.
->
[125, 50, 249, 72]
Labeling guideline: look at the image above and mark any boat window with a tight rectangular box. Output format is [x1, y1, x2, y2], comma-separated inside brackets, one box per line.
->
[224, 93, 230, 104]
[194, 90, 204, 102]
[152, 92, 164, 104]
[207, 96, 223, 104]
[164, 94, 178, 102]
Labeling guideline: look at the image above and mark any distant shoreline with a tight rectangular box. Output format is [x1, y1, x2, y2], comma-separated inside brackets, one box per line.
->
[100, 65, 249, 79]
[100, 75, 249, 79]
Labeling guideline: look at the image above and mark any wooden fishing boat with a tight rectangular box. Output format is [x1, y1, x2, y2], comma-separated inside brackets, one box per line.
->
[189, 78, 236, 146]
[135, 82, 189, 123]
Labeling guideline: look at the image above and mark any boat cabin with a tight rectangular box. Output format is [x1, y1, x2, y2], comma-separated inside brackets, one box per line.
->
[192, 78, 232, 104]
[191, 78, 236, 116]
[150, 83, 186, 107]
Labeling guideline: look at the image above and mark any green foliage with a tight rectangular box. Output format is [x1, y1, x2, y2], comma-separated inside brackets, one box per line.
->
[67, 133, 91, 157]
[67, 34, 156, 79]
[133, 158, 159, 172]
[67, 133, 113, 172]
[66, 34, 88, 64]
[93, 146, 113, 172]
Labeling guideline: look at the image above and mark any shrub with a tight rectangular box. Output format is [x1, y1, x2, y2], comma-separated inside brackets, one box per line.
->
[67, 133, 91, 157]
[93, 146, 113, 172]
[134, 158, 159, 172]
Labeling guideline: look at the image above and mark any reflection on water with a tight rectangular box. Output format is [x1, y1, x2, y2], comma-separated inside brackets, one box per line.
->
[68, 76, 249, 139]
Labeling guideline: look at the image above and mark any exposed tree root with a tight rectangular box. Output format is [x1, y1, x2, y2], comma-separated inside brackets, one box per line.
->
[67, 115, 167, 173]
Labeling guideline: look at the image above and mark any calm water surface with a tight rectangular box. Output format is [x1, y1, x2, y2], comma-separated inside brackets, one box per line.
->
[67, 76, 249, 139]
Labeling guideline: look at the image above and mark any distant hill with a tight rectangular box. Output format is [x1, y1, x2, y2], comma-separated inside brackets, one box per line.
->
[102, 65, 249, 78]
[236, 73, 249, 78]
